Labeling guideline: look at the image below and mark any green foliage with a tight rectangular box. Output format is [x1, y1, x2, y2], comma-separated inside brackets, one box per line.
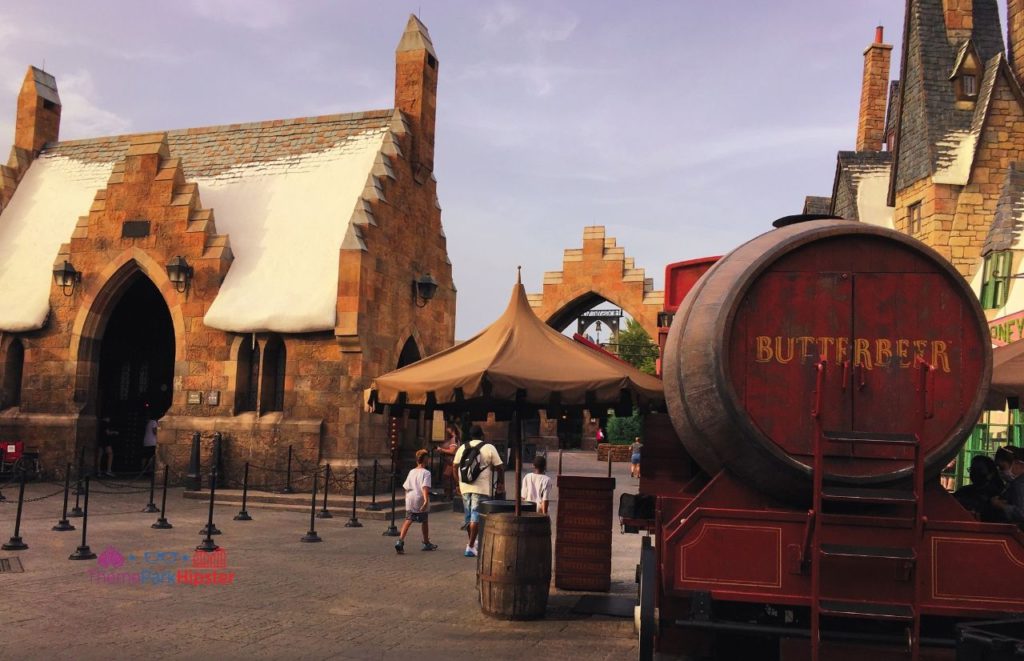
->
[607, 410, 642, 445]
[613, 318, 658, 375]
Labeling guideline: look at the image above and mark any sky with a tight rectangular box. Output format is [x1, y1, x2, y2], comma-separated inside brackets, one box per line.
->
[0, 1, 942, 338]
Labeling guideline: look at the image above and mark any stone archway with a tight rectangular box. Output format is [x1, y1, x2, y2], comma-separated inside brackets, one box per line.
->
[527, 226, 663, 337]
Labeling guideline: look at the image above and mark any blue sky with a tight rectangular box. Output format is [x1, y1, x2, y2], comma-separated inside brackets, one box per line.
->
[0, 1, 927, 337]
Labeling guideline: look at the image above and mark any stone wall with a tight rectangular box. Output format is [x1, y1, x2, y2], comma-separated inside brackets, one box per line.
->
[596, 443, 632, 462]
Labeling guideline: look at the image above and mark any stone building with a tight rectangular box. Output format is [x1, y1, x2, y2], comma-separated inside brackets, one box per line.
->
[0, 16, 455, 484]
[815, 1, 1024, 329]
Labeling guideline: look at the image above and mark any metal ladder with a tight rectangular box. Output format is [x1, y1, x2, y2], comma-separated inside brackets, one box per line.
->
[809, 428, 924, 661]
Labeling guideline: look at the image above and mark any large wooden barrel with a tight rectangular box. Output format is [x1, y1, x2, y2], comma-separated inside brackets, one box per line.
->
[663, 219, 991, 501]
[478, 513, 552, 620]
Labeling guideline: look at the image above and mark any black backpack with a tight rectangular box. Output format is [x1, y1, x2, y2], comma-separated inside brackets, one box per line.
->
[459, 440, 485, 483]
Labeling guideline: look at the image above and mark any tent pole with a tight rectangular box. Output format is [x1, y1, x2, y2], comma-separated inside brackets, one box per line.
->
[509, 409, 520, 517]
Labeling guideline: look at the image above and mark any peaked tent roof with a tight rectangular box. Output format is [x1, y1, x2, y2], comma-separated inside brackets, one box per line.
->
[365, 276, 664, 416]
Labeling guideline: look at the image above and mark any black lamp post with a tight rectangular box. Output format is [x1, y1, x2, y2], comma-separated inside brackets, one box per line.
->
[52, 261, 81, 296]
[413, 273, 438, 307]
[166, 256, 194, 294]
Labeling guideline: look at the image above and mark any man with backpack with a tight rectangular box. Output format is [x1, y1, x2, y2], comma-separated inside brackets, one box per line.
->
[452, 425, 504, 557]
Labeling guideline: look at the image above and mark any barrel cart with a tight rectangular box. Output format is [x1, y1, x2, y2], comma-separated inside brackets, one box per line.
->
[631, 217, 1024, 660]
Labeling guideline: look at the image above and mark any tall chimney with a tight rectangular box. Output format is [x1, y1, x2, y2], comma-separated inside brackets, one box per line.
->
[395, 15, 438, 183]
[15, 66, 61, 154]
[856, 26, 892, 152]
[942, 0, 973, 45]
[1010, 0, 1024, 83]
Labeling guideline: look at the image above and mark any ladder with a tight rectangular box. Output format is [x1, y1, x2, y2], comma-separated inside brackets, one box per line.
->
[809, 429, 925, 661]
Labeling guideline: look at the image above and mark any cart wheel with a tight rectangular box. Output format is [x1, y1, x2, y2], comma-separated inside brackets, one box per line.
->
[638, 535, 656, 661]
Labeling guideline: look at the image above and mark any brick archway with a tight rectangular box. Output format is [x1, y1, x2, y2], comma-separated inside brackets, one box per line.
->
[527, 226, 663, 337]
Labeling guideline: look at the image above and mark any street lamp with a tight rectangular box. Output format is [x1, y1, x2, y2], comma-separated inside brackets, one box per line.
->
[413, 273, 438, 307]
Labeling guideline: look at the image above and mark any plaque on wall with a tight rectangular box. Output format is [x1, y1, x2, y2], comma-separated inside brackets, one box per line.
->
[187, 391, 203, 405]
[122, 220, 151, 237]
[206, 391, 220, 406]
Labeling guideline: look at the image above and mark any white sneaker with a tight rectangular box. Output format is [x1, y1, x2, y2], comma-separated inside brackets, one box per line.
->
[464, 545, 477, 557]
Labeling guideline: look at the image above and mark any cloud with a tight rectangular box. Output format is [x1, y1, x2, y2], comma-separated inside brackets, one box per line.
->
[59, 71, 132, 138]
[481, 4, 523, 34]
[188, 0, 291, 31]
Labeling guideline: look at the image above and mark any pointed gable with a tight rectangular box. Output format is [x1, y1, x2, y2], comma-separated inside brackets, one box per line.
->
[890, 0, 1005, 199]
[831, 151, 893, 226]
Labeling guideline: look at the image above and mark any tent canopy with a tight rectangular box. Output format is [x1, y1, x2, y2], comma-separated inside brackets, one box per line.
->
[364, 277, 665, 418]
[990, 340, 1024, 408]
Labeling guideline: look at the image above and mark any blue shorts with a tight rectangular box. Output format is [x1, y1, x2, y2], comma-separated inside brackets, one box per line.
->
[462, 493, 483, 524]
[631, 453, 641, 465]
[406, 511, 428, 523]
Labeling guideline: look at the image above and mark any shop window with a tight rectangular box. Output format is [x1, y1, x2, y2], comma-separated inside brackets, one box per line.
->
[981, 250, 1012, 309]
[261, 336, 286, 413]
[236, 339, 260, 413]
[907, 201, 922, 235]
[2, 339, 24, 409]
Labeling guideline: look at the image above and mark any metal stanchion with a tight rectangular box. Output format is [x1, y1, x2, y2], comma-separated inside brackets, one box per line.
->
[281, 445, 294, 494]
[558, 449, 563, 476]
[366, 459, 383, 510]
[301, 467, 322, 543]
[2, 470, 28, 550]
[152, 466, 172, 529]
[185, 431, 201, 491]
[142, 465, 159, 513]
[316, 464, 333, 519]
[382, 472, 399, 536]
[196, 470, 220, 553]
[69, 477, 96, 560]
[345, 468, 362, 528]
[70, 449, 85, 517]
[199, 469, 222, 536]
[607, 448, 613, 478]
[53, 463, 76, 532]
[233, 462, 252, 521]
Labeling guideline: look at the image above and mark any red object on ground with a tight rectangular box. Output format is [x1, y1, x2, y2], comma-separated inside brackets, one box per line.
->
[1, 440, 23, 462]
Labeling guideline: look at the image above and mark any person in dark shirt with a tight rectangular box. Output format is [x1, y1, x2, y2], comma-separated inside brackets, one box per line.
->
[992, 446, 1024, 525]
[953, 455, 1006, 522]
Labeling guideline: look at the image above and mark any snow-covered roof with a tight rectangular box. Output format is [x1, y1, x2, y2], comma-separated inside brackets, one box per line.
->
[0, 155, 113, 331]
[0, 110, 397, 333]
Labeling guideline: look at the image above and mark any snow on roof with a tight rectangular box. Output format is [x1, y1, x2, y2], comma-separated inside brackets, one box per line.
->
[853, 168, 894, 229]
[201, 127, 387, 333]
[932, 128, 977, 185]
[0, 155, 113, 331]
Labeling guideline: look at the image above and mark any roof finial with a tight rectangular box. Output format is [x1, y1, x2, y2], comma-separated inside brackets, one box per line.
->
[516, 265, 522, 285]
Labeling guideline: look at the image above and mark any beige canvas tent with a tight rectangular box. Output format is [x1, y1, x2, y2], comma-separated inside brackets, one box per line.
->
[364, 276, 664, 418]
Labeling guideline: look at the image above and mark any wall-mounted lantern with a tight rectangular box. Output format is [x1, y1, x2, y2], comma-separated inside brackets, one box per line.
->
[52, 260, 81, 296]
[166, 256, 194, 294]
[413, 273, 438, 308]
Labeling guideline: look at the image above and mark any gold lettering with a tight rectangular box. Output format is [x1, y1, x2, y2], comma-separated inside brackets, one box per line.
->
[932, 340, 951, 374]
[854, 338, 873, 370]
[836, 337, 849, 363]
[897, 339, 912, 367]
[774, 336, 795, 364]
[875, 339, 892, 368]
[797, 336, 817, 363]
[816, 337, 834, 362]
[755, 336, 773, 363]
[913, 340, 928, 361]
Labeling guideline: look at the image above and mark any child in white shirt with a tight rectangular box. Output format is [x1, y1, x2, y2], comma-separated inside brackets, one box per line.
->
[520, 454, 552, 514]
[396, 449, 437, 553]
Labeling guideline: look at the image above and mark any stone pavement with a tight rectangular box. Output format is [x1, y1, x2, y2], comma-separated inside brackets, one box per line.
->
[0, 452, 642, 660]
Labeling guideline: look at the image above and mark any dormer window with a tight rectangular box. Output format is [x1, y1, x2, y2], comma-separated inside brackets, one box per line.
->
[950, 40, 981, 102]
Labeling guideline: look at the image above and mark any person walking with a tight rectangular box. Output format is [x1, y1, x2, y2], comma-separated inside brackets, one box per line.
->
[630, 436, 643, 478]
[452, 425, 504, 557]
[395, 449, 437, 553]
[521, 454, 552, 514]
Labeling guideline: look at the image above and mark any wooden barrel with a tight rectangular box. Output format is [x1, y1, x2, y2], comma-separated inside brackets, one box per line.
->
[663, 219, 991, 501]
[478, 512, 552, 620]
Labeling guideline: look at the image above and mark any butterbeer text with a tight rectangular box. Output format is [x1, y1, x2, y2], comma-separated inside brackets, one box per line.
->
[753, 335, 951, 373]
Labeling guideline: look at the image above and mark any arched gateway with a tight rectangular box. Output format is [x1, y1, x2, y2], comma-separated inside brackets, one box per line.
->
[527, 226, 663, 337]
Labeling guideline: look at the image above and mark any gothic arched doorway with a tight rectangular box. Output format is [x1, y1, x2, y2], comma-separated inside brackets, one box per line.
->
[97, 275, 175, 473]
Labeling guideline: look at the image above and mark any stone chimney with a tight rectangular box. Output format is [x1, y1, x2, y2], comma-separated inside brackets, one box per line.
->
[15, 66, 61, 154]
[942, 0, 973, 45]
[1010, 0, 1024, 83]
[395, 15, 438, 183]
[856, 26, 892, 152]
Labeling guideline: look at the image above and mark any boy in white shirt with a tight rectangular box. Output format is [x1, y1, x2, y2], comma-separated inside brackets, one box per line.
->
[395, 449, 437, 553]
[521, 454, 552, 514]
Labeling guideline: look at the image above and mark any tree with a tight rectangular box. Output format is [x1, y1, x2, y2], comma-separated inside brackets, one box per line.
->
[613, 318, 658, 375]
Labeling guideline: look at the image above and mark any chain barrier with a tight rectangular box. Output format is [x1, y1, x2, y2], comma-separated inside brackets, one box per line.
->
[0, 485, 66, 504]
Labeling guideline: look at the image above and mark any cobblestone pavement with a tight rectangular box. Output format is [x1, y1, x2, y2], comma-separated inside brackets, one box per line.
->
[0, 452, 642, 660]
